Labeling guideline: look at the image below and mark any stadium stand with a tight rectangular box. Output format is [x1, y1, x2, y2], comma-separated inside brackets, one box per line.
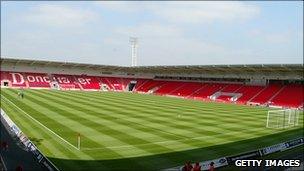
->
[51, 74, 81, 90]
[74, 75, 100, 90]
[1, 70, 303, 108]
[136, 80, 166, 93]
[1, 72, 27, 88]
[133, 79, 149, 91]
[235, 85, 264, 104]
[101, 77, 124, 91]
[24, 72, 51, 88]
[249, 84, 283, 105]
[216, 95, 232, 102]
[270, 84, 303, 108]
[220, 83, 243, 92]
[191, 83, 226, 99]
[1, 58, 303, 109]
[169, 82, 204, 97]
[154, 81, 185, 95]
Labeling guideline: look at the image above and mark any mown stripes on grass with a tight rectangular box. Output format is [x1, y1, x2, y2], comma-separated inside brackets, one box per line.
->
[1, 88, 302, 171]
[31, 89, 270, 148]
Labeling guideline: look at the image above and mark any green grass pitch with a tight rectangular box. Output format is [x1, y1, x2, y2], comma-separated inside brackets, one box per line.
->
[0, 88, 303, 170]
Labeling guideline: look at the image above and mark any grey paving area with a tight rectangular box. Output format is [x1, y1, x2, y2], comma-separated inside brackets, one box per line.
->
[0, 121, 46, 171]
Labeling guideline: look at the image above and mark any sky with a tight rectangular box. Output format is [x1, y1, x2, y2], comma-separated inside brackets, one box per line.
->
[1, 1, 303, 66]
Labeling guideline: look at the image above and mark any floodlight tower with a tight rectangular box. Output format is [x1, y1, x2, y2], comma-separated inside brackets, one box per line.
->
[130, 37, 138, 67]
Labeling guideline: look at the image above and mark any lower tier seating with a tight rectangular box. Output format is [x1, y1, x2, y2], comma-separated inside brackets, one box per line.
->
[270, 84, 303, 108]
[1, 71, 302, 108]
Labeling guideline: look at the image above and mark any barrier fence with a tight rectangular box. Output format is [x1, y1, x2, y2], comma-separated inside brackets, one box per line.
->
[0, 108, 59, 171]
[165, 137, 304, 171]
[1, 107, 302, 171]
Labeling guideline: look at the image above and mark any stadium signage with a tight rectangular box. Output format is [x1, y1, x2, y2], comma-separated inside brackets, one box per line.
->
[284, 137, 304, 148]
[167, 137, 303, 171]
[10, 73, 51, 84]
[27, 75, 50, 83]
[77, 78, 92, 84]
[10, 72, 92, 85]
[260, 143, 287, 155]
[259, 137, 304, 156]
[11, 125, 21, 136]
[0, 108, 59, 171]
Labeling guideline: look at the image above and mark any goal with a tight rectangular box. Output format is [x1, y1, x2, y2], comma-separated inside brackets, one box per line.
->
[266, 109, 299, 128]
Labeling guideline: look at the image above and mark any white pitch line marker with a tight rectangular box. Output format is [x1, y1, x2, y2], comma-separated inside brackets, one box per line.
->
[1, 95, 79, 151]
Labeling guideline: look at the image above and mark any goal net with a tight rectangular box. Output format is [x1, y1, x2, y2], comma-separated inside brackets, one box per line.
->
[266, 109, 299, 128]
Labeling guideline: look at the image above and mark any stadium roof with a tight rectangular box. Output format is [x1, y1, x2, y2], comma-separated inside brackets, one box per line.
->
[1, 57, 303, 78]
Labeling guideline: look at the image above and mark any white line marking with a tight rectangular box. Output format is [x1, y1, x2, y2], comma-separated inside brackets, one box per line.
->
[1, 94, 79, 151]
[81, 127, 266, 151]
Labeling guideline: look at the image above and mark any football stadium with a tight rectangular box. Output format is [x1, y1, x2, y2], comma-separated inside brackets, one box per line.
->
[0, 1, 303, 171]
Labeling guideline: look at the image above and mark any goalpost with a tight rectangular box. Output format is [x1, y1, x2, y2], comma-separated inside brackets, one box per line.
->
[266, 109, 299, 128]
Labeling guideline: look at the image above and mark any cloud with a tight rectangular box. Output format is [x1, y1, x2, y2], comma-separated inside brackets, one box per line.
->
[95, 1, 144, 13]
[22, 4, 98, 28]
[2, 2, 301, 66]
[151, 2, 260, 24]
[264, 32, 292, 44]
[248, 29, 294, 44]
[103, 22, 244, 65]
[114, 22, 183, 38]
[97, 1, 260, 24]
[94, 2, 261, 65]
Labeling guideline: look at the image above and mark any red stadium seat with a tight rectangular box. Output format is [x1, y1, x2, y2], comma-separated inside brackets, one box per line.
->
[249, 84, 283, 105]
[235, 85, 264, 104]
[169, 82, 204, 97]
[270, 84, 304, 108]
[74, 75, 100, 90]
[1, 70, 302, 108]
[191, 83, 226, 99]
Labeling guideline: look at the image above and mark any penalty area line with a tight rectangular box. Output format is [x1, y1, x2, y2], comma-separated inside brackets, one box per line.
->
[1, 95, 79, 151]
